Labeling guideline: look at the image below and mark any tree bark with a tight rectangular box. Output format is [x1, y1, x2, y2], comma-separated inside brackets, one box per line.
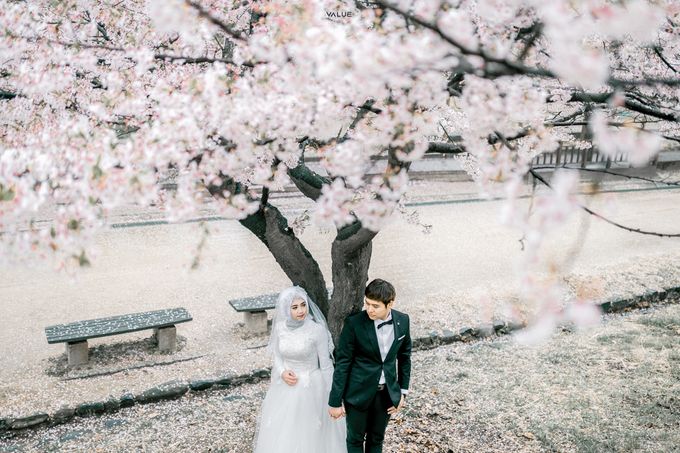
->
[327, 222, 377, 343]
[239, 204, 330, 314]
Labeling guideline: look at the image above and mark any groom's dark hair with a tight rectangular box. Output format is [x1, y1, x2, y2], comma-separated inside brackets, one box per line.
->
[365, 279, 396, 306]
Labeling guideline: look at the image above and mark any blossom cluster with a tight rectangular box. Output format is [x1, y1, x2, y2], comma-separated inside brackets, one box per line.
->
[1, 0, 679, 333]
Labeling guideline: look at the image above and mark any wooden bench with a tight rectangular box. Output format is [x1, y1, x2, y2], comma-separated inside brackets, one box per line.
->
[45, 307, 193, 366]
[229, 288, 332, 333]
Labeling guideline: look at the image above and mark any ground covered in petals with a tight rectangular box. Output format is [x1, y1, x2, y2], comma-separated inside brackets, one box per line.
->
[2, 303, 678, 452]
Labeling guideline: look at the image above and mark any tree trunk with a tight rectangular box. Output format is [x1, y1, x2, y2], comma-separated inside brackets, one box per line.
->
[327, 241, 372, 343]
[327, 223, 376, 343]
[239, 204, 329, 313]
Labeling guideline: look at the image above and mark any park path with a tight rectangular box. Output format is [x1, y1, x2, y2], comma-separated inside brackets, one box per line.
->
[1, 177, 680, 416]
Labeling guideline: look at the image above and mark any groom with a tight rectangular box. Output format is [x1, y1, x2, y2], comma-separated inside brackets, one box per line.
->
[328, 278, 412, 453]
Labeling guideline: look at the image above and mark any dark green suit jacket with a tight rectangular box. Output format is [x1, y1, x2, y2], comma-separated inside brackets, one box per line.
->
[329, 309, 412, 410]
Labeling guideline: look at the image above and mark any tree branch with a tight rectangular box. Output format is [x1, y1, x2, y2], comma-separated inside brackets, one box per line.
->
[0, 89, 20, 100]
[204, 170, 330, 312]
[16, 36, 254, 68]
[341, 99, 380, 142]
[287, 160, 330, 201]
[517, 22, 543, 61]
[425, 141, 467, 155]
[335, 221, 378, 256]
[375, 1, 680, 88]
[239, 204, 330, 314]
[529, 169, 680, 238]
[532, 166, 680, 187]
[154, 53, 251, 67]
[566, 92, 679, 122]
[184, 0, 246, 42]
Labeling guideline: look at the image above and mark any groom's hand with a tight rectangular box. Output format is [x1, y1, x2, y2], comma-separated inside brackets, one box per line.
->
[387, 395, 405, 415]
[282, 370, 298, 386]
[328, 406, 345, 419]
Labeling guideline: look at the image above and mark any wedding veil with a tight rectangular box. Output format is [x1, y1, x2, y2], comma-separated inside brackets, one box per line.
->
[267, 286, 334, 358]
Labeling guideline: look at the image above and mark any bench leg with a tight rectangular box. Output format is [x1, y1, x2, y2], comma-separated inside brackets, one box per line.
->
[244, 311, 268, 334]
[66, 340, 88, 366]
[154, 326, 177, 352]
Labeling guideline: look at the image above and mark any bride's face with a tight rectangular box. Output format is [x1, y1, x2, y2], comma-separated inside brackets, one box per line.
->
[290, 298, 308, 321]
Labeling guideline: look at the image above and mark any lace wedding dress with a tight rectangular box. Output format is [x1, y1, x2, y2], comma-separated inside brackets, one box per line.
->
[254, 320, 347, 453]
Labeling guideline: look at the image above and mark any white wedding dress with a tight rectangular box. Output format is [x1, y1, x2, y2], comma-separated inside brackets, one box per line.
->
[254, 320, 347, 453]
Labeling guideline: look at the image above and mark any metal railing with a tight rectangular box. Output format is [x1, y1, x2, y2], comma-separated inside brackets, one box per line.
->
[531, 146, 627, 169]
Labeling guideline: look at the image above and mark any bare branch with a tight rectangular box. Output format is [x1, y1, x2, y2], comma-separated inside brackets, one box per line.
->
[532, 166, 680, 187]
[529, 169, 680, 238]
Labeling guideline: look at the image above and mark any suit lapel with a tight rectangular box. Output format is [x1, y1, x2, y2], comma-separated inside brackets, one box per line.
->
[387, 310, 401, 357]
[362, 312, 382, 361]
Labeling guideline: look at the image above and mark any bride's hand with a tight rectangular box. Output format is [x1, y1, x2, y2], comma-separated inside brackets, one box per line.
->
[328, 406, 345, 419]
[282, 370, 298, 386]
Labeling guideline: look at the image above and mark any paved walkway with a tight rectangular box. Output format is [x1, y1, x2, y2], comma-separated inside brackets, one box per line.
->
[1, 173, 680, 418]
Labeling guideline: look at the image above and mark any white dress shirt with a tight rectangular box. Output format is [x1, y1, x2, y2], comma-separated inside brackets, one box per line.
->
[373, 312, 394, 385]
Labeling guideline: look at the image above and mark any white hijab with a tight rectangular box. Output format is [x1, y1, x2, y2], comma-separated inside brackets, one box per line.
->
[267, 286, 334, 357]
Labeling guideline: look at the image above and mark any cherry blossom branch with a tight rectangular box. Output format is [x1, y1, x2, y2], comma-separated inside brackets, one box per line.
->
[306, 100, 382, 149]
[373, 0, 553, 79]
[184, 0, 246, 42]
[565, 92, 678, 122]
[529, 169, 680, 238]
[494, 131, 517, 150]
[204, 172, 247, 200]
[376, 1, 680, 88]
[21, 36, 254, 67]
[154, 53, 251, 66]
[546, 120, 663, 127]
[516, 22, 543, 61]
[343, 99, 380, 141]
[654, 46, 678, 73]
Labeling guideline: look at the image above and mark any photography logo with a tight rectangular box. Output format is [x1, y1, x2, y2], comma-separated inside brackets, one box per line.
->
[324, 1, 379, 23]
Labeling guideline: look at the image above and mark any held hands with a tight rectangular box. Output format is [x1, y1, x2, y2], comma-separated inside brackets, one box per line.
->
[281, 370, 298, 386]
[387, 395, 406, 415]
[328, 406, 346, 419]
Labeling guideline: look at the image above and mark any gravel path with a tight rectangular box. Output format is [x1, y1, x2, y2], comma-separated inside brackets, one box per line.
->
[2, 301, 678, 452]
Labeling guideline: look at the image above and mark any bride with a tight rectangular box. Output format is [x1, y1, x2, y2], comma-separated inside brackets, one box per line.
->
[254, 286, 347, 453]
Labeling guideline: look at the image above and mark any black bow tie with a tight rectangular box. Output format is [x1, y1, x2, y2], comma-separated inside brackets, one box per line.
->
[377, 319, 393, 329]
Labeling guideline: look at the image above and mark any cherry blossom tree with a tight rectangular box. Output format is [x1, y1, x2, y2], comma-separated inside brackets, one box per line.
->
[2, 0, 680, 339]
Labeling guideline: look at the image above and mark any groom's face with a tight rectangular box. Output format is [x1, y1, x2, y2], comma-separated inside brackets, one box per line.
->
[364, 297, 393, 321]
